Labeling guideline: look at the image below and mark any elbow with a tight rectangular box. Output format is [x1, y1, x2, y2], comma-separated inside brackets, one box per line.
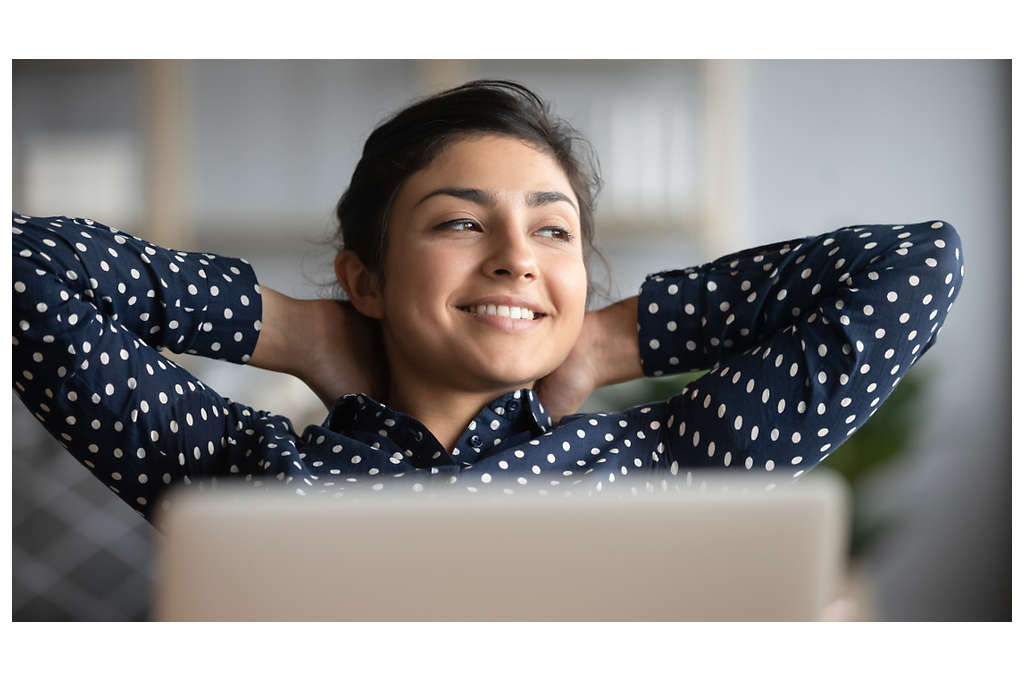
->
[920, 219, 964, 289]
[929, 219, 962, 253]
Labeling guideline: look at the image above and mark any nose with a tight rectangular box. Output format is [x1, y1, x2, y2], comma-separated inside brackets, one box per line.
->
[483, 220, 537, 281]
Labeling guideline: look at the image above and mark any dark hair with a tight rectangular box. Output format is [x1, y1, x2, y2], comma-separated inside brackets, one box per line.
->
[331, 79, 607, 301]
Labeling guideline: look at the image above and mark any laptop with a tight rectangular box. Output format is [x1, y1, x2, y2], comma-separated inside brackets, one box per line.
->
[151, 470, 849, 621]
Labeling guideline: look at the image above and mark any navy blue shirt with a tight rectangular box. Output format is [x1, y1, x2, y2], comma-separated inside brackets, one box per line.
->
[12, 213, 964, 523]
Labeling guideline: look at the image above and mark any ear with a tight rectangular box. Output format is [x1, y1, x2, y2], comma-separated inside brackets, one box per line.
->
[334, 249, 385, 320]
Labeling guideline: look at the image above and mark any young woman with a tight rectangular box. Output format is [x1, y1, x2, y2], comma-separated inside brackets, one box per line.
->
[12, 80, 964, 523]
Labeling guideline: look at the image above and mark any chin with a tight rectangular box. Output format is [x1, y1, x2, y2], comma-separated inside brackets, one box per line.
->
[470, 361, 551, 392]
[478, 370, 543, 392]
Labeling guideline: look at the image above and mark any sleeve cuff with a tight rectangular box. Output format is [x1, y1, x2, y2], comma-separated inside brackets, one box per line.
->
[637, 265, 708, 376]
[179, 254, 263, 365]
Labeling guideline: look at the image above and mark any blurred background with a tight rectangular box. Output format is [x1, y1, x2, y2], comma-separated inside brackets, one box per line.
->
[11, 59, 1009, 620]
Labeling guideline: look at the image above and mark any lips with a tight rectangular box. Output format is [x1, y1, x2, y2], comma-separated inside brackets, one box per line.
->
[456, 303, 541, 320]
[454, 296, 548, 320]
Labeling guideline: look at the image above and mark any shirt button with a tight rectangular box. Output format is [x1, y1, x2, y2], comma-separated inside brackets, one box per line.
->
[505, 400, 520, 413]
[469, 434, 483, 448]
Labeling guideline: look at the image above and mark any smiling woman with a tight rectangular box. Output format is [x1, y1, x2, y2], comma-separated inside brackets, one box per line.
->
[333, 135, 591, 449]
[11, 79, 964, 524]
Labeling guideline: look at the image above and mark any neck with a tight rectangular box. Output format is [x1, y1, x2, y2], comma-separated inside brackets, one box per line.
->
[386, 371, 532, 453]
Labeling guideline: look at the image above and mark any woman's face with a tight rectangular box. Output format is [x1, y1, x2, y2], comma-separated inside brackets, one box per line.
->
[377, 134, 588, 394]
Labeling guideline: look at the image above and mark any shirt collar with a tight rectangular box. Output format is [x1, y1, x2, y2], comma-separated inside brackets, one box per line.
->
[325, 388, 552, 455]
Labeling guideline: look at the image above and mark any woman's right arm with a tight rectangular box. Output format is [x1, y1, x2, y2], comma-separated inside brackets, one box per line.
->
[248, 288, 388, 409]
[12, 213, 286, 521]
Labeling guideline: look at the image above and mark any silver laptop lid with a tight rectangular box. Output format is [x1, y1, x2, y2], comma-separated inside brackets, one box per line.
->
[152, 470, 849, 621]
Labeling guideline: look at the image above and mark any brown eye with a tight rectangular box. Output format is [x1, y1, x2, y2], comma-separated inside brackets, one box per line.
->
[536, 226, 573, 242]
[437, 219, 482, 232]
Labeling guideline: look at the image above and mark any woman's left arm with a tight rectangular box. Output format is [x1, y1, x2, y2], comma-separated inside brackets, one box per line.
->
[535, 297, 642, 421]
[541, 220, 964, 475]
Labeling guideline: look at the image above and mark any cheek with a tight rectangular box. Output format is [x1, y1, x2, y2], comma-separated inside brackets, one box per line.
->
[551, 260, 589, 322]
[382, 245, 465, 318]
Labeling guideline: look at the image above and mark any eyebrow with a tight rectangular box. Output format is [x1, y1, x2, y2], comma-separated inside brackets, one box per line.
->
[414, 187, 579, 216]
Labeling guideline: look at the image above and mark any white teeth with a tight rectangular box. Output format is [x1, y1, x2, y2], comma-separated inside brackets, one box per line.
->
[466, 304, 537, 319]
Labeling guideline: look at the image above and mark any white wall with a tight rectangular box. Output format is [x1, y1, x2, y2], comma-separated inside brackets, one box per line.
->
[737, 60, 1010, 619]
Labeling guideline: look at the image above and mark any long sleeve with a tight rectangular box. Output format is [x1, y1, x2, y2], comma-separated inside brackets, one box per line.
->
[12, 213, 293, 521]
[636, 220, 964, 476]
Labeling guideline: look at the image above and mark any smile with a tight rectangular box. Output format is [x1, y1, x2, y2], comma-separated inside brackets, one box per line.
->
[455, 304, 545, 320]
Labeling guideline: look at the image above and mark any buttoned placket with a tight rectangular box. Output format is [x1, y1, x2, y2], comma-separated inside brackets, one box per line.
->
[329, 390, 551, 469]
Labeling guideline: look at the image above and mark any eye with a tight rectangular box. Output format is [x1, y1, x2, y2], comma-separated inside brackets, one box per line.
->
[436, 219, 482, 232]
[535, 226, 574, 242]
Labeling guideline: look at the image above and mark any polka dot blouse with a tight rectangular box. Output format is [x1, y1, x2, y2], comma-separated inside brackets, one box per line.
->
[12, 212, 964, 523]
